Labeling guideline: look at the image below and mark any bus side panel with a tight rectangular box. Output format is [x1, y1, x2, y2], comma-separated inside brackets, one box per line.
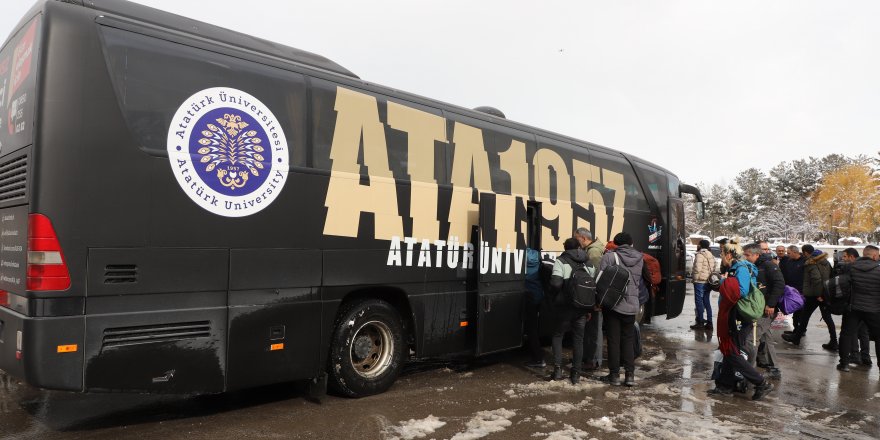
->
[83, 308, 226, 393]
[225, 248, 322, 391]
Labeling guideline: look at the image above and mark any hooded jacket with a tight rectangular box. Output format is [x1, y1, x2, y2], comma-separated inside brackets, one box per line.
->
[550, 248, 588, 293]
[849, 257, 880, 313]
[584, 239, 605, 269]
[802, 252, 831, 297]
[599, 245, 643, 315]
[755, 252, 785, 307]
[692, 248, 715, 283]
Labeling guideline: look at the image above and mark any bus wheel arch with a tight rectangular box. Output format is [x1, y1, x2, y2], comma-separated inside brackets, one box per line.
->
[327, 292, 410, 397]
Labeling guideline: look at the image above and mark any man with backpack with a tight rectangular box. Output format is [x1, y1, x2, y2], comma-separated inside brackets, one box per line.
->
[744, 242, 784, 377]
[783, 245, 835, 349]
[576, 228, 605, 372]
[835, 248, 872, 367]
[524, 248, 546, 368]
[837, 245, 880, 372]
[691, 239, 717, 330]
[595, 232, 642, 387]
[548, 237, 596, 384]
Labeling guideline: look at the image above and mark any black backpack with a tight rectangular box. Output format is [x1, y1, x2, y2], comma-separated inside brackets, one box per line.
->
[824, 272, 852, 315]
[559, 256, 597, 310]
[596, 252, 631, 308]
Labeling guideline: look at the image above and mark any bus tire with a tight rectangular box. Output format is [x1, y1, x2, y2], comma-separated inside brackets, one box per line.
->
[328, 299, 405, 398]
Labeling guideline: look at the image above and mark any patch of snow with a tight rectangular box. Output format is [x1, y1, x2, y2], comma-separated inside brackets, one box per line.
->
[638, 350, 666, 368]
[538, 398, 592, 414]
[506, 380, 604, 398]
[536, 424, 591, 440]
[383, 415, 446, 440]
[604, 391, 619, 399]
[586, 416, 617, 432]
[645, 383, 680, 396]
[450, 408, 516, 440]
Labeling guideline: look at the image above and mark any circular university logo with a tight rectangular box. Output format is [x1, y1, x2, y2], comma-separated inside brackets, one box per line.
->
[167, 87, 289, 217]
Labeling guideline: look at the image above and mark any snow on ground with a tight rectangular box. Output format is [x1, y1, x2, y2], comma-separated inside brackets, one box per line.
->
[586, 416, 617, 432]
[538, 397, 592, 414]
[638, 350, 667, 368]
[505, 380, 605, 398]
[532, 424, 593, 440]
[449, 408, 516, 440]
[382, 415, 446, 440]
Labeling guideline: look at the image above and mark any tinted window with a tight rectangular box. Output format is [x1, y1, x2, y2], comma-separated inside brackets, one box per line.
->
[100, 26, 308, 167]
[590, 150, 649, 212]
[0, 16, 41, 154]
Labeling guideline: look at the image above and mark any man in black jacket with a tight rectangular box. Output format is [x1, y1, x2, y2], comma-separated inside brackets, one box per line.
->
[779, 245, 806, 333]
[744, 242, 784, 377]
[837, 245, 880, 372]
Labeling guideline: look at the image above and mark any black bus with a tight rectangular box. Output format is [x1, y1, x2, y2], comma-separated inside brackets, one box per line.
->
[0, 0, 702, 397]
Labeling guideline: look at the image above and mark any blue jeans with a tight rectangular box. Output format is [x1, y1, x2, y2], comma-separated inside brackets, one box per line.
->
[694, 283, 712, 324]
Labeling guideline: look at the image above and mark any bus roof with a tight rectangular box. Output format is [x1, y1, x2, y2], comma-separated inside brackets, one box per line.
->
[75, 0, 359, 78]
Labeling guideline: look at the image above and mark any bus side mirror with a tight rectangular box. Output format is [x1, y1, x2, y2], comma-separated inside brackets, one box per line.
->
[696, 202, 705, 220]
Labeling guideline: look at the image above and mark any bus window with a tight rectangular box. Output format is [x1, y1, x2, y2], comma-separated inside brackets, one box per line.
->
[99, 26, 308, 167]
[0, 16, 41, 153]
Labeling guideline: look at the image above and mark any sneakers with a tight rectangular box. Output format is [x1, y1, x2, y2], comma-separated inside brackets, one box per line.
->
[821, 341, 838, 351]
[781, 333, 801, 345]
[863, 356, 873, 367]
[526, 360, 547, 369]
[624, 371, 635, 387]
[549, 366, 566, 381]
[690, 322, 705, 330]
[752, 381, 774, 401]
[836, 363, 851, 372]
[703, 322, 713, 330]
[569, 368, 580, 385]
[596, 372, 621, 386]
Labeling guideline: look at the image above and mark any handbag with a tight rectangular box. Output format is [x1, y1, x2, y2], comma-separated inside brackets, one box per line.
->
[736, 266, 765, 321]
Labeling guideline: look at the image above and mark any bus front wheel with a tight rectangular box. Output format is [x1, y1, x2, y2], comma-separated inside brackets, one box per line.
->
[328, 299, 405, 397]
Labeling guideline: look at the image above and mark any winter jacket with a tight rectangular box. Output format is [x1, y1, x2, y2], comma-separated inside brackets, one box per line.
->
[550, 248, 588, 293]
[584, 239, 605, 269]
[692, 248, 715, 283]
[802, 252, 831, 297]
[727, 259, 757, 298]
[525, 248, 543, 304]
[599, 245, 643, 315]
[849, 257, 880, 313]
[754, 252, 784, 307]
[779, 255, 805, 292]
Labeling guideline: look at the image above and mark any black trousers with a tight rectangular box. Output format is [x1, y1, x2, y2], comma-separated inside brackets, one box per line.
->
[604, 309, 635, 374]
[717, 352, 765, 388]
[552, 308, 587, 368]
[794, 297, 837, 342]
[839, 310, 880, 364]
[524, 302, 543, 363]
[851, 323, 871, 358]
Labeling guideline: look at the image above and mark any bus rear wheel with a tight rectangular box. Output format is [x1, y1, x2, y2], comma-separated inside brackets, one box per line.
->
[328, 299, 405, 397]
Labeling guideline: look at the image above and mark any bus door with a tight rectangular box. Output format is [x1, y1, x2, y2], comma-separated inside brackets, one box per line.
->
[665, 197, 687, 319]
[475, 193, 527, 355]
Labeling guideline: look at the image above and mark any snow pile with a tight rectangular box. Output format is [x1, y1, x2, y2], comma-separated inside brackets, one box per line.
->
[505, 380, 604, 398]
[383, 415, 446, 440]
[586, 416, 617, 432]
[450, 408, 516, 440]
[538, 397, 592, 414]
[646, 383, 680, 396]
[533, 424, 593, 440]
[638, 350, 666, 368]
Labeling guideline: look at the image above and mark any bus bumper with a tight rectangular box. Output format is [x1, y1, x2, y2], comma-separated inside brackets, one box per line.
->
[0, 306, 84, 391]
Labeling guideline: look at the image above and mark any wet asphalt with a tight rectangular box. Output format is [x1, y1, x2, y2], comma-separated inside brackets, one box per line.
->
[1, 285, 879, 440]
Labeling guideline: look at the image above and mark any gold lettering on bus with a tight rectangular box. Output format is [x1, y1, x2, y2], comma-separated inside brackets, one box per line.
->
[321, 86, 630, 253]
[447, 122, 492, 242]
[533, 148, 571, 251]
[323, 87, 403, 239]
[386, 102, 446, 241]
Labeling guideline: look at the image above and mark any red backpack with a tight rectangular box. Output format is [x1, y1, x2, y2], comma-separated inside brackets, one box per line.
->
[642, 253, 662, 296]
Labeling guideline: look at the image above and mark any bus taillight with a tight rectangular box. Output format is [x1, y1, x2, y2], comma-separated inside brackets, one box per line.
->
[26, 214, 71, 291]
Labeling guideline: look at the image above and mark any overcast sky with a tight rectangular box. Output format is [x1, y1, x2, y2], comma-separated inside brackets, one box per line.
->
[3, 1, 879, 187]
